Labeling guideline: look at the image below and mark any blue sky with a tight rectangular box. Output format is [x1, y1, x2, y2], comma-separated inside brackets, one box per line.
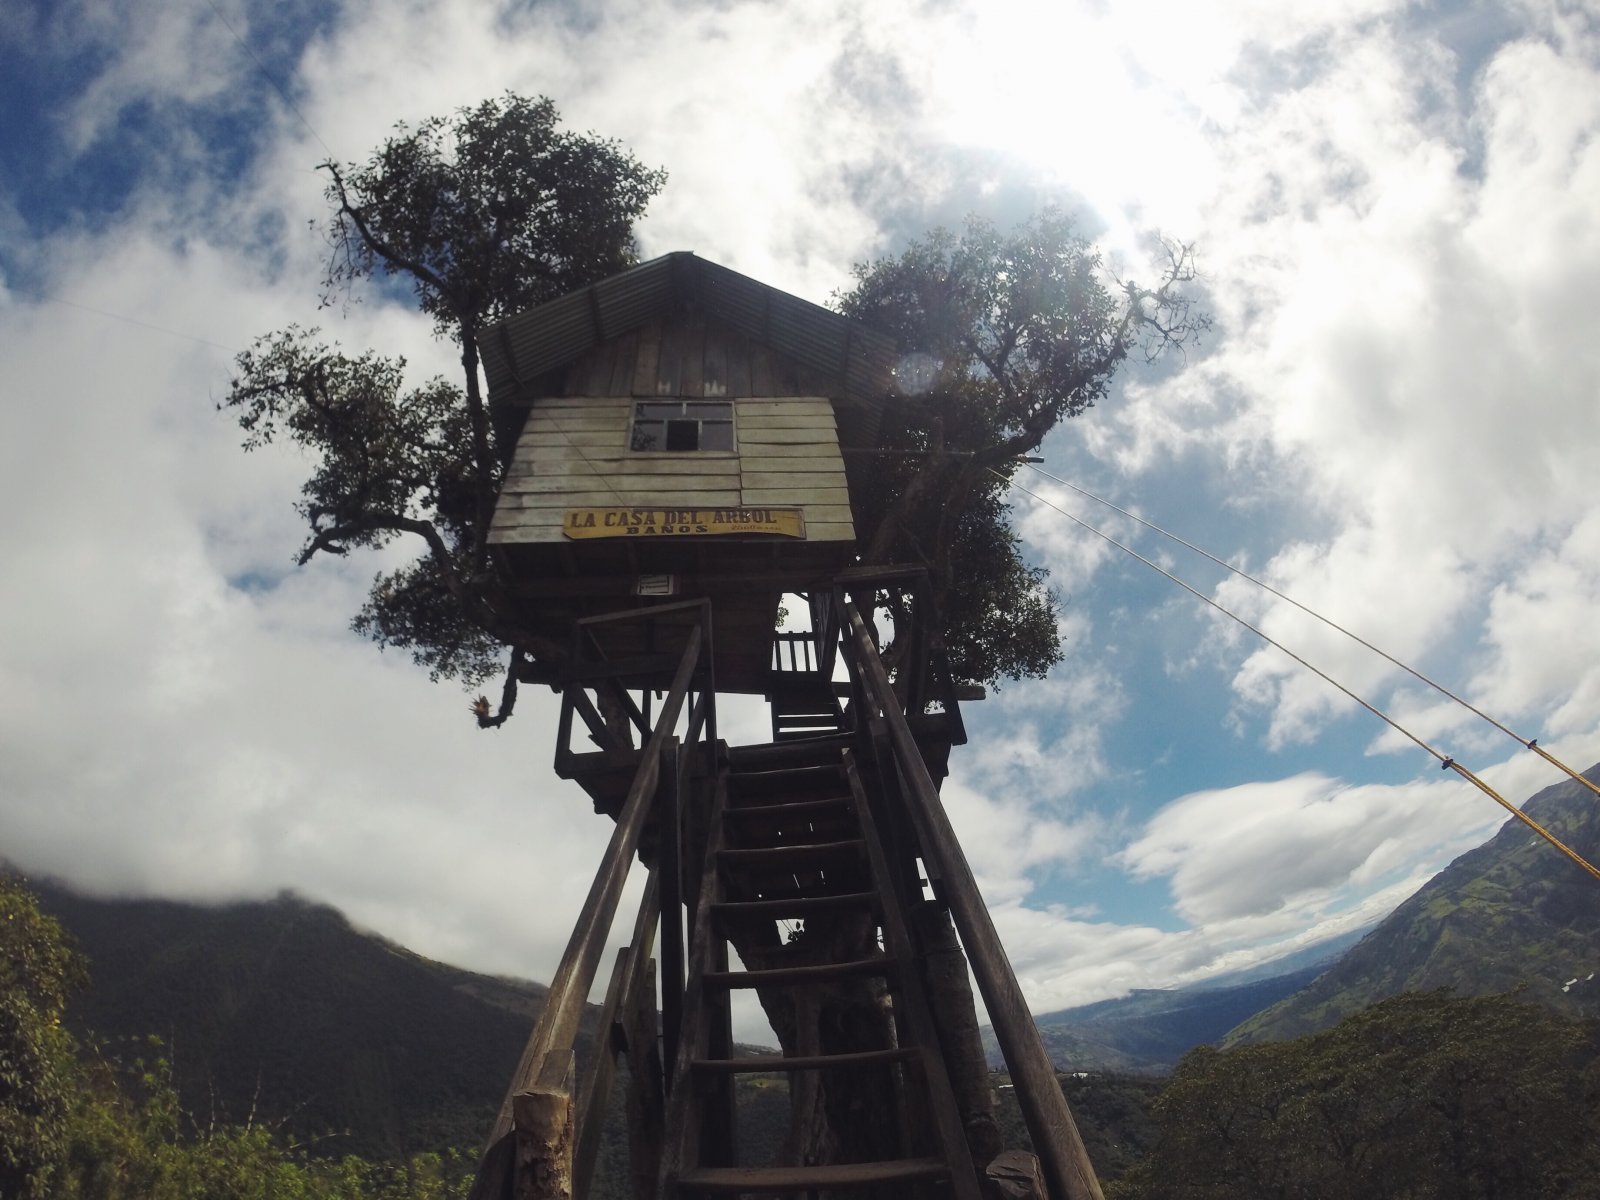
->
[3, 0, 1599, 1036]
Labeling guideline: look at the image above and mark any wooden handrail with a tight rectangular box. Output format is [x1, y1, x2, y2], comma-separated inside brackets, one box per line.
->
[471, 616, 708, 1200]
[572, 867, 661, 1196]
[842, 599, 1105, 1200]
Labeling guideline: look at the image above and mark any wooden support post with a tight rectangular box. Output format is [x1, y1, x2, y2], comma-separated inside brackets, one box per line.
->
[624, 957, 665, 1200]
[843, 601, 1104, 1200]
[987, 1150, 1047, 1199]
[471, 622, 704, 1200]
[660, 738, 685, 1082]
[909, 901, 1004, 1168]
[513, 1050, 575, 1200]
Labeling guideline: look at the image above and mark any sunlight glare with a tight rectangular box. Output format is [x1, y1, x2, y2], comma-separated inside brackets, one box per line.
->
[920, 0, 1223, 265]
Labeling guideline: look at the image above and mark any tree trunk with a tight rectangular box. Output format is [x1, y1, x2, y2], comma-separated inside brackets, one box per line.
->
[728, 913, 907, 1187]
[910, 901, 1004, 1167]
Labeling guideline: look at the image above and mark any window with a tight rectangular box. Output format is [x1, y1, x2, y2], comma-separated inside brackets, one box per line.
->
[630, 399, 734, 452]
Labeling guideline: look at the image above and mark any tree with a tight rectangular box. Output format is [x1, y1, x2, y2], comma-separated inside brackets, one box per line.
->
[1114, 990, 1600, 1200]
[227, 98, 1202, 709]
[224, 94, 665, 718]
[56, 1036, 477, 1199]
[836, 210, 1207, 687]
[0, 873, 88, 1198]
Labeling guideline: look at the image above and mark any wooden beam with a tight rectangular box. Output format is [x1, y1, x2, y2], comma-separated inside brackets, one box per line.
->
[573, 869, 661, 1197]
[511, 1050, 574, 1200]
[843, 600, 1106, 1200]
[476, 623, 704, 1185]
[623, 957, 664, 1200]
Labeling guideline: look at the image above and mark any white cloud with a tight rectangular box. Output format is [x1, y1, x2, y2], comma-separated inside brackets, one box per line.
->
[1060, 9, 1600, 760]
[1120, 771, 1503, 928]
[6, 0, 1600, 1031]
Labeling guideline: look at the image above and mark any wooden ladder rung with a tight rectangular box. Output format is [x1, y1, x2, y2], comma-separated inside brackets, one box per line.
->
[675, 1158, 949, 1193]
[722, 796, 852, 820]
[718, 840, 863, 870]
[724, 745, 850, 773]
[703, 956, 894, 989]
[711, 891, 879, 921]
[691, 1046, 917, 1073]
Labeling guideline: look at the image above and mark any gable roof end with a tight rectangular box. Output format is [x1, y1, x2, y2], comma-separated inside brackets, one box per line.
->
[480, 252, 898, 423]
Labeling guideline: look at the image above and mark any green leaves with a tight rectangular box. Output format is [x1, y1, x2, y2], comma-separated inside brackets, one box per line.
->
[0, 875, 87, 1198]
[223, 329, 475, 563]
[322, 93, 666, 338]
[837, 210, 1205, 687]
[1119, 991, 1600, 1200]
[224, 94, 663, 706]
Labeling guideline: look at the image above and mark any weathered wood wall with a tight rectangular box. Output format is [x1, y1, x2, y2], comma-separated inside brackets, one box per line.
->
[556, 313, 841, 401]
[489, 317, 855, 547]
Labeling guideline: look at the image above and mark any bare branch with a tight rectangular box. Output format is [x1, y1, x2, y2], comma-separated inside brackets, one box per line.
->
[320, 162, 464, 315]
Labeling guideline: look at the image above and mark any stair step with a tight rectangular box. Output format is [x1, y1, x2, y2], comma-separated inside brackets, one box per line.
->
[711, 891, 879, 923]
[704, 956, 893, 989]
[692, 1047, 917, 1073]
[722, 796, 852, 822]
[675, 1158, 948, 1193]
[726, 763, 842, 791]
[718, 840, 863, 870]
[725, 739, 854, 771]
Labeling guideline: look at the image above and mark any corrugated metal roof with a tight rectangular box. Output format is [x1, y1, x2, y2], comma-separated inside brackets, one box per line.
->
[480, 252, 897, 433]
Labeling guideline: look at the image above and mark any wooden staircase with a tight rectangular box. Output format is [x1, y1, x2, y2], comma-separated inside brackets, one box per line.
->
[472, 580, 1104, 1200]
[660, 746, 983, 1199]
[768, 630, 847, 743]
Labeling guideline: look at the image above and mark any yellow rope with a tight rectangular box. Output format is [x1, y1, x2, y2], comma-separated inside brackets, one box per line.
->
[1443, 761, 1600, 883]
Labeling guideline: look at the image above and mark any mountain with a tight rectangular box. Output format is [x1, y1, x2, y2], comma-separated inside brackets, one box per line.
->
[1184, 924, 1373, 990]
[1227, 764, 1600, 1046]
[32, 879, 575, 1160]
[981, 965, 1326, 1074]
[977, 928, 1365, 1074]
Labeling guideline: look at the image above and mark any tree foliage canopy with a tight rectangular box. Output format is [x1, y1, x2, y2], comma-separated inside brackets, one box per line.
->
[321, 94, 666, 339]
[837, 211, 1206, 686]
[225, 92, 1205, 711]
[1114, 990, 1600, 1200]
[224, 95, 665, 705]
[0, 873, 87, 1198]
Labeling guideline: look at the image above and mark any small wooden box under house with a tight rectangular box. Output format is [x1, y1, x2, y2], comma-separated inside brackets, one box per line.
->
[481, 252, 896, 694]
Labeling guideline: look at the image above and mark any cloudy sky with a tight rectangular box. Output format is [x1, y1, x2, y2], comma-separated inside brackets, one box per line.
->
[3, 0, 1598, 1040]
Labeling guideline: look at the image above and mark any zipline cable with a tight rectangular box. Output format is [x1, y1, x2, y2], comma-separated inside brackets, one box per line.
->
[997, 471, 1600, 884]
[1020, 462, 1600, 805]
[205, 0, 335, 157]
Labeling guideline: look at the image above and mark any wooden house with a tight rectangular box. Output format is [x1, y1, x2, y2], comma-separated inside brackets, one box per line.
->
[481, 252, 897, 694]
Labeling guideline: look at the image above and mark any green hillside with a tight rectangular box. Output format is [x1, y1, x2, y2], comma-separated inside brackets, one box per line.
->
[1227, 764, 1600, 1045]
[32, 881, 573, 1160]
[28, 879, 1169, 1187]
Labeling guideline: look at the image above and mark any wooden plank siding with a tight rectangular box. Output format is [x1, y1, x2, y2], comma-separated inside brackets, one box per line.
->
[541, 316, 839, 401]
[489, 313, 859, 547]
[490, 398, 854, 545]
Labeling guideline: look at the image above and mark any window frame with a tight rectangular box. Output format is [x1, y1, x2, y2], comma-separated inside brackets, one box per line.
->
[627, 398, 737, 455]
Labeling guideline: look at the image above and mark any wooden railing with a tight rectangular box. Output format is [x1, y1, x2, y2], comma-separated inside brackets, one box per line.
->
[839, 595, 1106, 1200]
[470, 603, 714, 1200]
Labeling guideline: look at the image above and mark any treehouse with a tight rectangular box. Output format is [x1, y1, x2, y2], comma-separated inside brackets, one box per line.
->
[471, 255, 1104, 1200]
[481, 251, 896, 697]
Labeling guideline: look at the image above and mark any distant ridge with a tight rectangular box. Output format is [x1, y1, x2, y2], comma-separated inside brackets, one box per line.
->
[32, 880, 576, 1159]
[976, 925, 1364, 1074]
[1226, 763, 1600, 1045]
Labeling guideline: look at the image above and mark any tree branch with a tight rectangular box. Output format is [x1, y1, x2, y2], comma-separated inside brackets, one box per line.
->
[320, 162, 465, 315]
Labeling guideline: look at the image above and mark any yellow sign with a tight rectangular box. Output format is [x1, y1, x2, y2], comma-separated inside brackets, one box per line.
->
[562, 506, 807, 540]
